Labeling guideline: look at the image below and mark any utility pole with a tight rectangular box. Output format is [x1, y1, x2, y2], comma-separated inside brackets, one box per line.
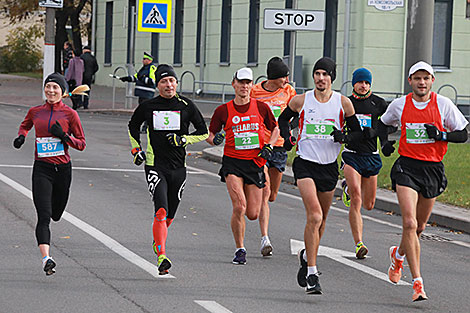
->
[341, 0, 351, 95]
[43, 7, 56, 85]
[199, 0, 207, 91]
[288, 0, 297, 87]
[404, 0, 434, 93]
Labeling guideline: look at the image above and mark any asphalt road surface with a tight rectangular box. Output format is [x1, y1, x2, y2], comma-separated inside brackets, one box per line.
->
[1, 104, 469, 313]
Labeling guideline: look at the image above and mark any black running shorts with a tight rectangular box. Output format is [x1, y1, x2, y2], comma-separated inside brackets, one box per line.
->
[292, 156, 339, 192]
[391, 156, 447, 199]
[219, 155, 266, 188]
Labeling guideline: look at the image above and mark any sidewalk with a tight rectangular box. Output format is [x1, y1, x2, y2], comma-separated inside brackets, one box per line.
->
[202, 146, 470, 234]
[2, 74, 469, 233]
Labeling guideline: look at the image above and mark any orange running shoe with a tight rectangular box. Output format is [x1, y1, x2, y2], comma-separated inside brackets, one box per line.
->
[388, 246, 403, 283]
[412, 280, 428, 302]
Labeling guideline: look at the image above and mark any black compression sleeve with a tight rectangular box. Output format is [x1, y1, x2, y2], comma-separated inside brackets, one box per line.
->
[377, 120, 390, 146]
[446, 129, 468, 143]
[278, 106, 299, 139]
[345, 114, 362, 132]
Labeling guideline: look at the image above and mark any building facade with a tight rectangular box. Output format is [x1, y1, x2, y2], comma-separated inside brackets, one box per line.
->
[94, 0, 470, 104]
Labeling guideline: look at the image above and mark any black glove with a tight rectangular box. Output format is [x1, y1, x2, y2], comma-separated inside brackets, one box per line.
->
[13, 135, 25, 149]
[51, 121, 69, 143]
[120, 76, 132, 82]
[283, 135, 296, 151]
[330, 127, 346, 143]
[258, 144, 273, 160]
[131, 147, 146, 166]
[213, 132, 225, 146]
[362, 127, 377, 139]
[166, 133, 187, 147]
[381, 140, 396, 157]
[424, 123, 444, 141]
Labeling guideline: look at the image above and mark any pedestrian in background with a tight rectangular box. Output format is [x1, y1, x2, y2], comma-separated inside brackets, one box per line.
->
[62, 41, 73, 76]
[80, 45, 99, 110]
[65, 49, 84, 110]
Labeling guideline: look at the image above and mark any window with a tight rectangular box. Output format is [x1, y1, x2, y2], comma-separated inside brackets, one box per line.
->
[323, 0, 338, 60]
[432, 0, 453, 68]
[466, 0, 470, 19]
[196, 0, 203, 64]
[220, 0, 232, 64]
[283, 0, 293, 57]
[151, 33, 159, 63]
[173, 0, 184, 65]
[247, 0, 260, 65]
[104, 1, 113, 64]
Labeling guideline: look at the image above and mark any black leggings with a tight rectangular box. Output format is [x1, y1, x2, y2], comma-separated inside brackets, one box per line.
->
[145, 165, 186, 219]
[32, 161, 72, 245]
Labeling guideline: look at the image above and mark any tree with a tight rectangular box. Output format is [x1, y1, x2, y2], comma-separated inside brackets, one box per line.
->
[1, 0, 91, 73]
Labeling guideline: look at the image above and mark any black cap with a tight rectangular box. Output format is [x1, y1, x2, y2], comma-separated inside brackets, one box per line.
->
[267, 56, 290, 80]
[156, 64, 177, 84]
[83, 45, 91, 50]
[44, 73, 68, 95]
[313, 57, 336, 82]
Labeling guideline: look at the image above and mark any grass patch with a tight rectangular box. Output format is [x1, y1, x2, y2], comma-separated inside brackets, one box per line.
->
[287, 143, 470, 208]
[8, 72, 42, 79]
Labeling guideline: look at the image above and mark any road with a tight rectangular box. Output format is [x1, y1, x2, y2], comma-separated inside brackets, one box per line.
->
[1, 104, 469, 313]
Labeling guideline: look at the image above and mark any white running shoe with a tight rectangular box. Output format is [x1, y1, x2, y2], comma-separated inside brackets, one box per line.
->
[260, 237, 273, 257]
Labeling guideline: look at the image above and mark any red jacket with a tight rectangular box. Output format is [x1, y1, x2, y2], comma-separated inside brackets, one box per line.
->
[18, 100, 86, 164]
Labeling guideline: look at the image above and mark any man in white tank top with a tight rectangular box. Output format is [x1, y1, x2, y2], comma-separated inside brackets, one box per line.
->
[278, 57, 361, 294]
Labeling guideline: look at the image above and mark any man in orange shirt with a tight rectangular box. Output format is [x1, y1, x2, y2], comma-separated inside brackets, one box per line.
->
[251, 57, 296, 256]
[379, 61, 468, 301]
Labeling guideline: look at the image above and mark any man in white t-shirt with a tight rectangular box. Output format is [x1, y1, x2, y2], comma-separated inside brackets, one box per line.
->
[378, 61, 468, 302]
[278, 57, 361, 295]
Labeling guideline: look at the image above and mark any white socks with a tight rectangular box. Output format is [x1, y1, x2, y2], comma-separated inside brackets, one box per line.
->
[307, 266, 318, 276]
[395, 249, 405, 261]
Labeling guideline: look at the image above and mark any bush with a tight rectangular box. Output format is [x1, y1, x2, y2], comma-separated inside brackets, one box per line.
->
[0, 25, 43, 73]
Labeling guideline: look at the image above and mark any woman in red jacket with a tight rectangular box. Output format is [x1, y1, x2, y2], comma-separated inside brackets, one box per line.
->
[13, 73, 86, 275]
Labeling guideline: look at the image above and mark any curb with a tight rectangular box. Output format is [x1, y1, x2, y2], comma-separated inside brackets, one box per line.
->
[201, 146, 470, 234]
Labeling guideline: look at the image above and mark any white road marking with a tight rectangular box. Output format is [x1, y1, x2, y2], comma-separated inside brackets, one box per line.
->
[2, 164, 469, 249]
[290, 239, 410, 286]
[0, 172, 174, 279]
[194, 301, 233, 313]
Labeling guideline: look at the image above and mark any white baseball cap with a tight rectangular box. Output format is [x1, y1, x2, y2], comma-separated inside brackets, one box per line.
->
[233, 67, 253, 81]
[408, 61, 434, 78]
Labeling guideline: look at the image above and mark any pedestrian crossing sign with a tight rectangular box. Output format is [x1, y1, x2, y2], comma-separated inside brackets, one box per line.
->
[137, 0, 172, 33]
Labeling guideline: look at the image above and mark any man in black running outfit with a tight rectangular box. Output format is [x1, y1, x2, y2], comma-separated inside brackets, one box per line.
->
[128, 64, 208, 275]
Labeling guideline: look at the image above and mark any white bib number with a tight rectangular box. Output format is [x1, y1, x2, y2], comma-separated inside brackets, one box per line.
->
[36, 137, 65, 157]
[357, 114, 372, 129]
[234, 132, 260, 150]
[305, 120, 335, 140]
[153, 111, 181, 131]
[405, 123, 434, 144]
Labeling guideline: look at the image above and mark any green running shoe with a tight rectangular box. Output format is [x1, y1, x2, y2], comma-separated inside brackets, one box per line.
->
[341, 180, 351, 207]
[157, 255, 172, 275]
[355, 242, 368, 259]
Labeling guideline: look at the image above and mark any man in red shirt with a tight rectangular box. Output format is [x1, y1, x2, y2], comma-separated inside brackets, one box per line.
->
[207, 67, 279, 265]
[379, 61, 468, 301]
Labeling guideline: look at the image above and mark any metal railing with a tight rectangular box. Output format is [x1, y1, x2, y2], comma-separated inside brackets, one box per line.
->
[175, 69, 470, 120]
[110, 66, 140, 109]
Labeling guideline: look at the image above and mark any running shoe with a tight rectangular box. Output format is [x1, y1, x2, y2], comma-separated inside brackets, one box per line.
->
[388, 246, 403, 283]
[341, 180, 351, 207]
[43, 257, 56, 276]
[260, 237, 273, 257]
[355, 242, 368, 259]
[157, 255, 172, 275]
[232, 249, 246, 265]
[297, 249, 308, 287]
[412, 280, 428, 302]
[306, 274, 322, 294]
